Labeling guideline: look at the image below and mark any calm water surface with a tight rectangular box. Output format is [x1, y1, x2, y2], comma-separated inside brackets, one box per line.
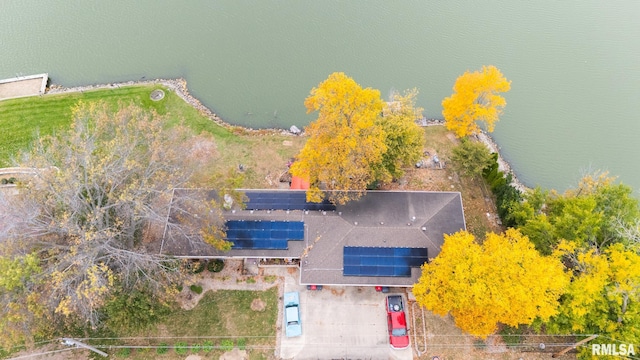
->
[1, 1, 639, 193]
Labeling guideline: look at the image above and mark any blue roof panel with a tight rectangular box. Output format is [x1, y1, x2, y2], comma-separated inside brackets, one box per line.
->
[226, 220, 305, 249]
[342, 246, 428, 277]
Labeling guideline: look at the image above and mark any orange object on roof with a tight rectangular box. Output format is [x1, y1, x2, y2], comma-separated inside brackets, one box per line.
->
[290, 176, 310, 190]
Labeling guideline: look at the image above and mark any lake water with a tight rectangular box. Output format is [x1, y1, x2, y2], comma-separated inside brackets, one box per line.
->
[1, 1, 639, 193]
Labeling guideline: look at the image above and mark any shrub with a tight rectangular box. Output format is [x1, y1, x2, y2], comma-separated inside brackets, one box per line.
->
[220, 339, 234, 351]
[474, 339, 487, 350]
[174, 342, 188, 355]
[202, 340, 214, 353]
[207, 259, 225, 272]
[103, 290, 170, 332]
[192, 343, 202, 353]
[157, 343, 169, 354]
[263, 275, 278, 283]
[237, 338, 246, 350]
[481, 153, 522, 227]
[246, 277, 256, 284]
[190, 284, 203, 294]
[500, 325, 525, 347]
[116, 348, 131, 358]
[188, 260, 206, 274]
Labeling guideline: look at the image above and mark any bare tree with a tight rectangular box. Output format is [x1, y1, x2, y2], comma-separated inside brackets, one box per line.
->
[0, 102, 226, 333]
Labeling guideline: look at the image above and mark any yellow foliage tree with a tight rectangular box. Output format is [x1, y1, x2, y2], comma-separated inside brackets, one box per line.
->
[291, 72, 387, 204]
[412, 229, 569, 338]
[375, 89, 426, 182]
[442, 65, 511, 138]
[548, 241, 640, 356]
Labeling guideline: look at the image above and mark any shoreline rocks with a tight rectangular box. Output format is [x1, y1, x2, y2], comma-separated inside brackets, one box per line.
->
[46, 78, 297, 136]
[476, 131, 530, 193]
[45, 78, 528, 192]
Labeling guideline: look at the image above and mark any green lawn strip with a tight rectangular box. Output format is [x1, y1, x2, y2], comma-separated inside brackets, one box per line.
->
[0, 85, 240, 167]
[164, 289, 277, 343]
[106, 289, 277, 359]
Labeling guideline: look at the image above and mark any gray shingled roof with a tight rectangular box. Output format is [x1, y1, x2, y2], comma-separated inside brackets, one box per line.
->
[157, 190, 466, 287]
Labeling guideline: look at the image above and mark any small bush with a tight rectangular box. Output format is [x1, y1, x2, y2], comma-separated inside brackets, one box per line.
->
[207, 259, 225, 272]
[190, 284, 203, 294]
[246, 277, 256, 284]
[174, 342, 188, 355]
[500, 325, 525, 347]
[220, 339, 234, 351]
[474, 339, 487, 350]
[263, 275, 278, 283]
[104, 290, 170, 332]
[192, 343, 202, 353]
[237, 338, 246, 350]
[188, 260, 206, 274]
[116, 348, 131, 358]
[202, 340, 214, 353]
[157, 343, 169, 354]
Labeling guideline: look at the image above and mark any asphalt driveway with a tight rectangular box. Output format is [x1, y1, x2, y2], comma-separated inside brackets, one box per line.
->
[280, 275, 413, 360]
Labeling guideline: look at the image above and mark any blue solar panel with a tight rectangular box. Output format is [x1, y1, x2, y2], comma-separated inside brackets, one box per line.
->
[225, 220, 305, 249]
[342, 246, 428, 277]
[243, 191, 336, 211]
[394, 247, 413, 257]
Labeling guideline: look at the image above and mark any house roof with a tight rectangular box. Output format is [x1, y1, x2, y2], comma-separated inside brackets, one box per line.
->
[156, 190, 466, 287]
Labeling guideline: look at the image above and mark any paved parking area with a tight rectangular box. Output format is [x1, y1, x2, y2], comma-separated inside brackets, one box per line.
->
[279, 273, 413, 360]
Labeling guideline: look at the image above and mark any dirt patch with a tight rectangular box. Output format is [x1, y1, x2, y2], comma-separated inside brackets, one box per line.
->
[219, 349, 247, 360]
[250, 298, 266, 311]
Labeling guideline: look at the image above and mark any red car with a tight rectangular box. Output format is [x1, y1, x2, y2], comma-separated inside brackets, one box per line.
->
[386, 295, 410, 349]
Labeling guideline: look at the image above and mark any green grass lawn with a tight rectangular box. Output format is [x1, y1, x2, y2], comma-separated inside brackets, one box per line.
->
[0, 85, 305, 188]
[0, 85, 236, 167]
[102, 288, 278, 360]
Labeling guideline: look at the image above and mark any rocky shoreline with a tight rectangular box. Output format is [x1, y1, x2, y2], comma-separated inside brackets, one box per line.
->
[476, 131, 530, 193]
[47, 78, 293, 136]
[46, 77, 528, 193]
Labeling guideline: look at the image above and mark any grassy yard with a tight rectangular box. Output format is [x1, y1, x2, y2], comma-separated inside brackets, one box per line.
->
[100, 288, 278, 360]
[0, 85, 305, 188]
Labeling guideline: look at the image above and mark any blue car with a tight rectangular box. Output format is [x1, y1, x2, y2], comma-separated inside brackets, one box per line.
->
[283, 291, 302, 337]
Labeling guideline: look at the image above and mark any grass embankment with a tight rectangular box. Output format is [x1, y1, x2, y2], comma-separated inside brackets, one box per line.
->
[0, 85, 305, 188]
[104, 288, 278, 360]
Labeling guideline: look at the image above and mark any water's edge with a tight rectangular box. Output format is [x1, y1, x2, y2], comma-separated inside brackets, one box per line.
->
[46, 78, 528, 193]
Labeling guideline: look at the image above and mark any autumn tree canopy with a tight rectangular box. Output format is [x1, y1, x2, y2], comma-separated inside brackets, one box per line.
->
[291, 73, 424, 204]
[375, 89, 426, 182]
[450, 138, 494, 180]
[412, 229, 569, 338]
[291, 72, 387, 204]
[549, 241, 640, 356]
[0, 103, 227, 345]
[512, 172, 640, 254]
[442, 65, 511, 138]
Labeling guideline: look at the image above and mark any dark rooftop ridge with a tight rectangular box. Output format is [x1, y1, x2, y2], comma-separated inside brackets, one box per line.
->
[158, 189, 466, 287]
